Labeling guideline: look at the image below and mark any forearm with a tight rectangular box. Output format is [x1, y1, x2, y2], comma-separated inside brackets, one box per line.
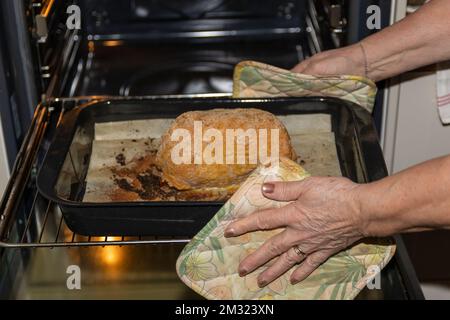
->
[361, 0, 450, 81]
[359, 155, 450, 237]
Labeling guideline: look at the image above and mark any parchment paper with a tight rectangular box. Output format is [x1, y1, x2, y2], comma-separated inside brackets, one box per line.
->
[83, 114, 341, 202]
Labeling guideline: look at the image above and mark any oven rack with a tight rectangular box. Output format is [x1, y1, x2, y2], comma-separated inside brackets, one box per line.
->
[0, 95, 230, 249]
[0, 195, 191, 249]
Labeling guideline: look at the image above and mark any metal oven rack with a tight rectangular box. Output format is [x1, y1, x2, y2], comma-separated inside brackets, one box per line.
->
[0, 95, 229, 249]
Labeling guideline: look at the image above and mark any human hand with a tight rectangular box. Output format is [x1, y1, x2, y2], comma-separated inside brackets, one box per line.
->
[292, 44, 368, 79]
[224, 177, 366, 287]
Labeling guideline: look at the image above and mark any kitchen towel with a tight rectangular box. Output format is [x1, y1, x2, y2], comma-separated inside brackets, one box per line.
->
[232, 60, 378, 113]
[176, 158, 396, 300]
[437, 64, 450, 124]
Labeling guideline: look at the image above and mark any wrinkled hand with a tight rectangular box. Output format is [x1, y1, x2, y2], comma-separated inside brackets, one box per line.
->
[224, 177, 366, 287]
[292, 44, 367, 78]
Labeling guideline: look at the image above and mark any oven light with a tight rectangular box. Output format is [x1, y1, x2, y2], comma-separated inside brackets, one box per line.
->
[88, 41, 95, 53]
[101, 245, 122, 266]
[102, 40, 124, 47]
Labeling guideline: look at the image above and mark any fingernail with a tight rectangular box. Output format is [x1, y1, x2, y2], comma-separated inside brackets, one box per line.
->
[238, 268, 248, 277]
[258, 279, 267, 288]
[262, 183, 275, 194]
[224, 228, 235, 238]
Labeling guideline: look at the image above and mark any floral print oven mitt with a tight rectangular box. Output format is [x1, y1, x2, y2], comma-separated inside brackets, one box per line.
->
[176, 158, 396, 300]
[233, 60, 377, 113]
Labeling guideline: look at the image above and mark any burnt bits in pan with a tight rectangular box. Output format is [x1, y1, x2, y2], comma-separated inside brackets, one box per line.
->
[113, 170, 175, 201]
[115, 153, 126, 166]
[112, 172, 230, 202]
[109, 153, 229, 202]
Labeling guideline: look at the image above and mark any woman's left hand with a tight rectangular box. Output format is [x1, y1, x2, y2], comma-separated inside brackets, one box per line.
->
[224, 177, 367, 287]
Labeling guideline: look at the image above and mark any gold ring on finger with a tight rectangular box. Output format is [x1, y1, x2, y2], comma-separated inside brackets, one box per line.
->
[293, 245, 307, 258]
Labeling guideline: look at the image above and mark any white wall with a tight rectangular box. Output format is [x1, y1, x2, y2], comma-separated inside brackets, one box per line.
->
[390, 70, 450, 173]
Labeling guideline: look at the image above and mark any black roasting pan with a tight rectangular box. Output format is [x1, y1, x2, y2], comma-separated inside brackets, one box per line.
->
[37, 97, 386, 236]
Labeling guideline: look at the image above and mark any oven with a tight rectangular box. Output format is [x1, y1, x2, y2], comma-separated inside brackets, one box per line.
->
[0, 0, 423, 299]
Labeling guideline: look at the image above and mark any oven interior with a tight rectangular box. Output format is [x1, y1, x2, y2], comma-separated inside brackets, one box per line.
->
[31, 0, 344, 99]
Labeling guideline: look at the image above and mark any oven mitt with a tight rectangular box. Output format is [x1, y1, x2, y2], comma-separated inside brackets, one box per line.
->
[232, 61, 377, 113]
[176, 158, 396, 300]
